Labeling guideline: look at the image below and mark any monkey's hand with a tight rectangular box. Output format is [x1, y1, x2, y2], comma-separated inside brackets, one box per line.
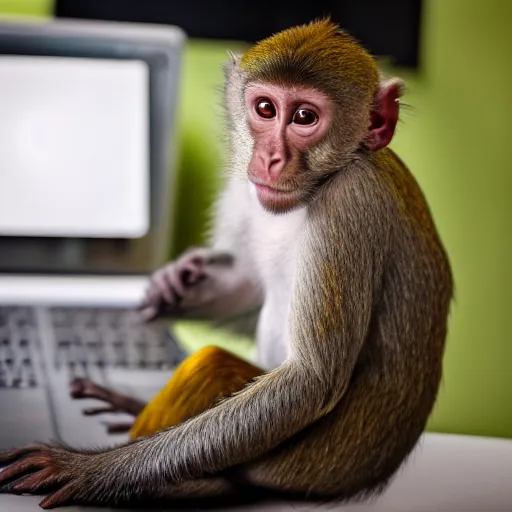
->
[0, 443, 139, 509]
[138, 247, 235, 321]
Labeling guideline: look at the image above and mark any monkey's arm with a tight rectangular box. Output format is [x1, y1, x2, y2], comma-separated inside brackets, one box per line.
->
[0, 174, 386, 507]
[140, 179, 263, 322]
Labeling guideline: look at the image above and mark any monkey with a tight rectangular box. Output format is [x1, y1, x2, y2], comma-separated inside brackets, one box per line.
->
[0, 19, 453, 509]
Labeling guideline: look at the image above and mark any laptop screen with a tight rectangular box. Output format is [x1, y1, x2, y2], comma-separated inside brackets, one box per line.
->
[0, 20, 184, 276]
[0, 55, 150, 239]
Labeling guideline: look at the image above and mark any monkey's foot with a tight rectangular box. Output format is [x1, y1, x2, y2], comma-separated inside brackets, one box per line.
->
[70, 378, 146, 417]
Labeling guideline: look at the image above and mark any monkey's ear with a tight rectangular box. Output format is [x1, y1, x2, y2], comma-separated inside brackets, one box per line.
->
[226, 50, 241, 65]
[223, 50, 243, 78]
[367, 78, 405, 151]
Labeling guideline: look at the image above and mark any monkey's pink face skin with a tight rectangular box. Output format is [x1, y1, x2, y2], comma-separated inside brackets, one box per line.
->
[245, 82, 333, 212]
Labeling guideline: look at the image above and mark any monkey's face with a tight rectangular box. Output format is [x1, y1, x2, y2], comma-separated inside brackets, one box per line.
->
[244, 82, 333, 214]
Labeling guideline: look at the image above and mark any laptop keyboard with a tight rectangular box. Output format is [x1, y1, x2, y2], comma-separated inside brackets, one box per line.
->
[0, 306, 40, 388]
[0, 305, 187, 388]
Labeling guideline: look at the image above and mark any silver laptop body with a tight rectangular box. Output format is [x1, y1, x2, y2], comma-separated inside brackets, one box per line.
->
[0, 18, 187, 453]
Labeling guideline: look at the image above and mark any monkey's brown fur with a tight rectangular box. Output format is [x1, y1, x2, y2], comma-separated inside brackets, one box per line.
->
[0, 19, 453, 509]
[241, 20, 378, 103]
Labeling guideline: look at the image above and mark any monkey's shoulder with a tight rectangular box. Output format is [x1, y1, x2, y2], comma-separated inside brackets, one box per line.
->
[372, 149, 430, 208]
[368, 149, 440, 230]
[371, 148, 451, 272]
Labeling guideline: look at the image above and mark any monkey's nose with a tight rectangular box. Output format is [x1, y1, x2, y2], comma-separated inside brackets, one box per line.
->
[266, 156, 286, 180]
[250, 145, 287, 182]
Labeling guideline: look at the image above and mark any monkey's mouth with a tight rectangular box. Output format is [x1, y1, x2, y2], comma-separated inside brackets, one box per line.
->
[251, 181, 303, 213]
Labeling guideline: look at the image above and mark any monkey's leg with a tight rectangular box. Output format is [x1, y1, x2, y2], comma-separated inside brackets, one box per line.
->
[129, 345, 263, 438]
[69, 347, 262, 437]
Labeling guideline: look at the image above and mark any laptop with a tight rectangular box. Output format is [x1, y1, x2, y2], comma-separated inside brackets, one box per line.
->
[0, 18, 187, 452]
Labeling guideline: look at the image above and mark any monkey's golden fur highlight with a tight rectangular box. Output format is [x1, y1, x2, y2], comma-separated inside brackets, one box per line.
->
[241, 19, 379, 102]
[130, 346, 262, 438]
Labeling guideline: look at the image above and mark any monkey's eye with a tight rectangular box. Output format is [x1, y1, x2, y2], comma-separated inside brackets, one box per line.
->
[255, 99, 276, 119]
[292, 109, 318, 125]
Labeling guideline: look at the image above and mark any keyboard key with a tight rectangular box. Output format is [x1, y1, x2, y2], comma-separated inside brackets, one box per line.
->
[0, 305, 187, 389]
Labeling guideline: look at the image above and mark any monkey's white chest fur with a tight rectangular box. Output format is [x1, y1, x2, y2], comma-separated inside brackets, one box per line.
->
[248, 184, 307, 370]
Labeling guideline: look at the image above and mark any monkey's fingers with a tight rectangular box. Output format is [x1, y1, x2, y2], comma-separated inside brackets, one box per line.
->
[83, 406, 118, 415]
[138, 305, 159, 322]
[0, 444, 45, 467]
[69, 377, 111, 401]
[71, 379, 145, 416]
[136, 277, 179, 321]
[0, 447, 89, 508]
[136, 285, 164, 316]
[39, 481, 77, 509]
[10, 468, 65, 496]
[0, 452, 49, 487]
[181, 261, 207, 286]
[138, 290, 181, 322]
[102, 421, 134, 434]
[150, 268, 177, 304]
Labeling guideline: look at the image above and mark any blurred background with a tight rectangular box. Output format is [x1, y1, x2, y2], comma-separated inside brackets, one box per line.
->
[0, 0, 510, 443]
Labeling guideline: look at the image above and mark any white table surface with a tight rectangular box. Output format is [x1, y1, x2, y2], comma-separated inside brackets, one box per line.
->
[1, 432, 511, 511]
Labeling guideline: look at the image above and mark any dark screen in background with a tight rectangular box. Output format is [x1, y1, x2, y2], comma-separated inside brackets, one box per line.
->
[55, 0, 423, 68]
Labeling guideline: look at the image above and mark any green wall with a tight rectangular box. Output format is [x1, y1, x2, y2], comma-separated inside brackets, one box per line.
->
[0, 0, 52, 16]
[1, 0, 511, 438]
[389, 0, 512, 439]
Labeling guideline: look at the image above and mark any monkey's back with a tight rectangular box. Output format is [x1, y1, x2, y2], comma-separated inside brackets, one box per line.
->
[242, 149, 453, 500]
